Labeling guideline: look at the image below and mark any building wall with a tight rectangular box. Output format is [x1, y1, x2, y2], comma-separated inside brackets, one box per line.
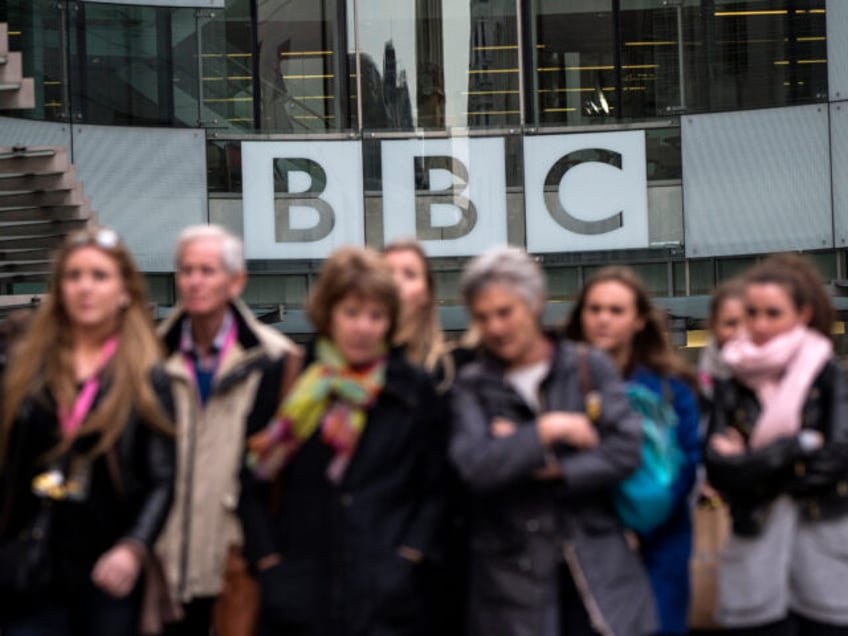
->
[0, 0, 841, 327]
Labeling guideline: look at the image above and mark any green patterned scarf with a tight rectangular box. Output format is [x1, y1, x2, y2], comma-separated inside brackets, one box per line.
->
[247, 338, 387, 482]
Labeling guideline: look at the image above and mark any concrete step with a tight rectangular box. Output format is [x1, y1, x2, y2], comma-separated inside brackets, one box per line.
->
[0, 52, 23, 85]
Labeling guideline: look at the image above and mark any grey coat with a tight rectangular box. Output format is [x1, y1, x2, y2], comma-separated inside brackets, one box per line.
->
[450, 340, 657, 636]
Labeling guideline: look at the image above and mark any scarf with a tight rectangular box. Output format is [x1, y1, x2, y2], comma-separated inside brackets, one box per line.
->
[247, 338, 387, 482]
[697, 338, 732, 401]
[721, 325, 832, 449]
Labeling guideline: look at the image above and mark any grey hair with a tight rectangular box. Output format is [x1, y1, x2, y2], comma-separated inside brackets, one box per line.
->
[175, 224, 245, 275]
[461, 245, 545, 310]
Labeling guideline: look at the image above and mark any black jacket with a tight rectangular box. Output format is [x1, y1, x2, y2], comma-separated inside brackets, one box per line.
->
[239, 346, 447, 636]
[0, 367, 176, 589]
[705, 357, 848, 536]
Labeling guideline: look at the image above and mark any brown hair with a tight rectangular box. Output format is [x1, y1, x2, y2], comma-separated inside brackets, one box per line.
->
[382, 240, 447, 373]
[744, 253, 834, 338]
[1, 227, 172, 462]
[563, 265, 695, 384]
[307, 246, 400, 342]
[707, 279, 746, 331]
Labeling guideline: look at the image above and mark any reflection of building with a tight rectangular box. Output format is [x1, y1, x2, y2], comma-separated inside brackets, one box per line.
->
[415, 0, 444, 128]
[467, 0, 519, 127]
[382, 41, 413, 130]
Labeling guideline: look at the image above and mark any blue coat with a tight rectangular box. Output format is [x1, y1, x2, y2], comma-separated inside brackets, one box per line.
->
[629, 368, 701, 635]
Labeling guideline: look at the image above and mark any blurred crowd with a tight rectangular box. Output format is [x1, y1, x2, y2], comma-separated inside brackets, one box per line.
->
[0, 225, 846, 636]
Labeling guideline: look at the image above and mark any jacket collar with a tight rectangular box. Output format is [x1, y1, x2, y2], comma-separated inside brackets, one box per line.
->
[160, 299, 288, 387]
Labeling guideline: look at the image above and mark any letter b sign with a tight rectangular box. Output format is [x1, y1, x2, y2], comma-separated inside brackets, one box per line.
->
[242, 141, 364, 259]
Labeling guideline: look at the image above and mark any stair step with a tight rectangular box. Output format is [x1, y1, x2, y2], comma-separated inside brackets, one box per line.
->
[0, 147, 68, 175]
[0, 77, 34, 109]
[0, 235, 66, 250]
[0, 190, 82, 208]
[0, 206, 88, 222]
[0, 261, 52, 273]
[0, 219, 87, 238]
[0, 53, 23, 84]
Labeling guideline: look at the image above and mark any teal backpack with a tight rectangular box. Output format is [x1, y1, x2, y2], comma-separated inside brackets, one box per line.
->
[614, 382, 683, 534]
[577, 346, 684, 534]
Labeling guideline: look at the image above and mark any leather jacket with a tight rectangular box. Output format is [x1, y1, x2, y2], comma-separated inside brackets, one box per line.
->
[705, 357, 848, 536]
[0, 366, 176, 580]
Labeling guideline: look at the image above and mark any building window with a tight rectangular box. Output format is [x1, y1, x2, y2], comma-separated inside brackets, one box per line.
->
[355, 0, 519, 130]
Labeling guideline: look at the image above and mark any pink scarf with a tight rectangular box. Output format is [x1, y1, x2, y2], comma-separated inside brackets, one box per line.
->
[721, 325, 832, 449]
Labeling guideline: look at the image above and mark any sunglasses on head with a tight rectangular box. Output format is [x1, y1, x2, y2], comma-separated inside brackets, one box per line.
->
[67, 227, 121, 250]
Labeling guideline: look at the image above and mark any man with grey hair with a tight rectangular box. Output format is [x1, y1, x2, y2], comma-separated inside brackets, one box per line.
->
[451, 245, 656, 636]
[156, 224, 300, 635]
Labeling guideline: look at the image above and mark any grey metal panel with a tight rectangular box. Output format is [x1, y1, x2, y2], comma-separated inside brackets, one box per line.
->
[830, 103, 848, 247]
[80, 0, 223, 7]
[648, 183, 682, 247]
[828, 0, 848, 102]
[682, 105, 831, 258]
[0, 116, 71, 149]
[73, 125, 207, 272]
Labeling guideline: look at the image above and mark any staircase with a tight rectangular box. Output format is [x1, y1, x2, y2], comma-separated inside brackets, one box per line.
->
[0, 24, 94, 308]
[0, 23, 33, 110]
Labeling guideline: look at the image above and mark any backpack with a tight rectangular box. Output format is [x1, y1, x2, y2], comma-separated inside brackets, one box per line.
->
[577, 345, 684, 534]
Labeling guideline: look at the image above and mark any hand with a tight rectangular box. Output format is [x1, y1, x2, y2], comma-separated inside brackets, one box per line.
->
[710, 429, 746, 456]
[534, 456, 564, 481]
[490, 417, 517, 438]
[538, 412, 599, 449]
[91, 543, 142, 598]
[397, 545, 424, 564]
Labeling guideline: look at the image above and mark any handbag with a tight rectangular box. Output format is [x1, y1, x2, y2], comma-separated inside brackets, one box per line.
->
[0, 499, 53, 594]
[688, 495, 730, 629]
[0, 404, 55, 599]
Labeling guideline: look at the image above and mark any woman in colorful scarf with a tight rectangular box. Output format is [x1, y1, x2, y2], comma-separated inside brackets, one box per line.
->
[240, 246, 446, 636]
[705, 253, 848, 635]
[0, 227, 175, 635]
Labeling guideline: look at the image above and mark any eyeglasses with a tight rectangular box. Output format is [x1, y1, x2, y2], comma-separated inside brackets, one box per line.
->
[66, 227, 121, 250]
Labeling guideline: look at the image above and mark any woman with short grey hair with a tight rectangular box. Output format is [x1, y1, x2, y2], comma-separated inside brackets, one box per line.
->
[451, 245, 656, 636]
[460, 245, 545, 310]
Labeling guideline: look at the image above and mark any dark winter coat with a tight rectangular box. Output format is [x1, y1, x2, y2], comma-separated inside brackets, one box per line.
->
[0, 367, 175, 596]
[239, 346, 447, 636]
[705, 357, 848, 537]
[450, 339, 657, 636]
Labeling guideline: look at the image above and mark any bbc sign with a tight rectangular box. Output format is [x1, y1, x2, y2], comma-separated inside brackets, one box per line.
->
[242, 131, 648, 259]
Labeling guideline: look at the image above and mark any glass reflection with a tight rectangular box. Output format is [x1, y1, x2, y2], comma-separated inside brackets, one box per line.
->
[530, 1, 616, 126]
[68, 3, 197, 126]
[4, 1, 66, 122]
[356, 0, 518, 130]
[257, 0, 353, 132]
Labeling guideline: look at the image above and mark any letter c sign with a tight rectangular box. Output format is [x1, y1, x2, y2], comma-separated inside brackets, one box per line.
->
[524, 130, 649, 253]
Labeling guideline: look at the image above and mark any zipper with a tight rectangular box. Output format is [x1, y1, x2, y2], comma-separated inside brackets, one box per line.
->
[562, 542, 614, 636]
[177, 388, 198, 600]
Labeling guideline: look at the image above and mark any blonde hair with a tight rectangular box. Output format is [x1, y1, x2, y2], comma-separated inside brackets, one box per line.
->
[1, 227, 172, 462]
[382, 240, 447, 374]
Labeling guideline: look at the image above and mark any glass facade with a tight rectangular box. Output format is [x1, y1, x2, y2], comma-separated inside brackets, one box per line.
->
[0, 0, 840, 327]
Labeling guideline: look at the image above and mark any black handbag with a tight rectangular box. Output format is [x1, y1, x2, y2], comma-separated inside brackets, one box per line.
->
[0, 499, 53, 594]
[0, 407, 55, 597]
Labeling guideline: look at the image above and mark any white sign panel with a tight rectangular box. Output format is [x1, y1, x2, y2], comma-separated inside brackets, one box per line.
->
[381, 137, 508, 257]
[242, 140, 364, 260]
[524, 130, 648, 253]
[81, 0, 224, 7]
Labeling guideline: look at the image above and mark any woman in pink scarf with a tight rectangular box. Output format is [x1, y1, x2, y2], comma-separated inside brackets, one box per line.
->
[705, 253, 848, 636]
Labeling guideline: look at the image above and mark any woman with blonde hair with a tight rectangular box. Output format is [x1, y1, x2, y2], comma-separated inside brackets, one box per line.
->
[0, 227, 175, 635]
